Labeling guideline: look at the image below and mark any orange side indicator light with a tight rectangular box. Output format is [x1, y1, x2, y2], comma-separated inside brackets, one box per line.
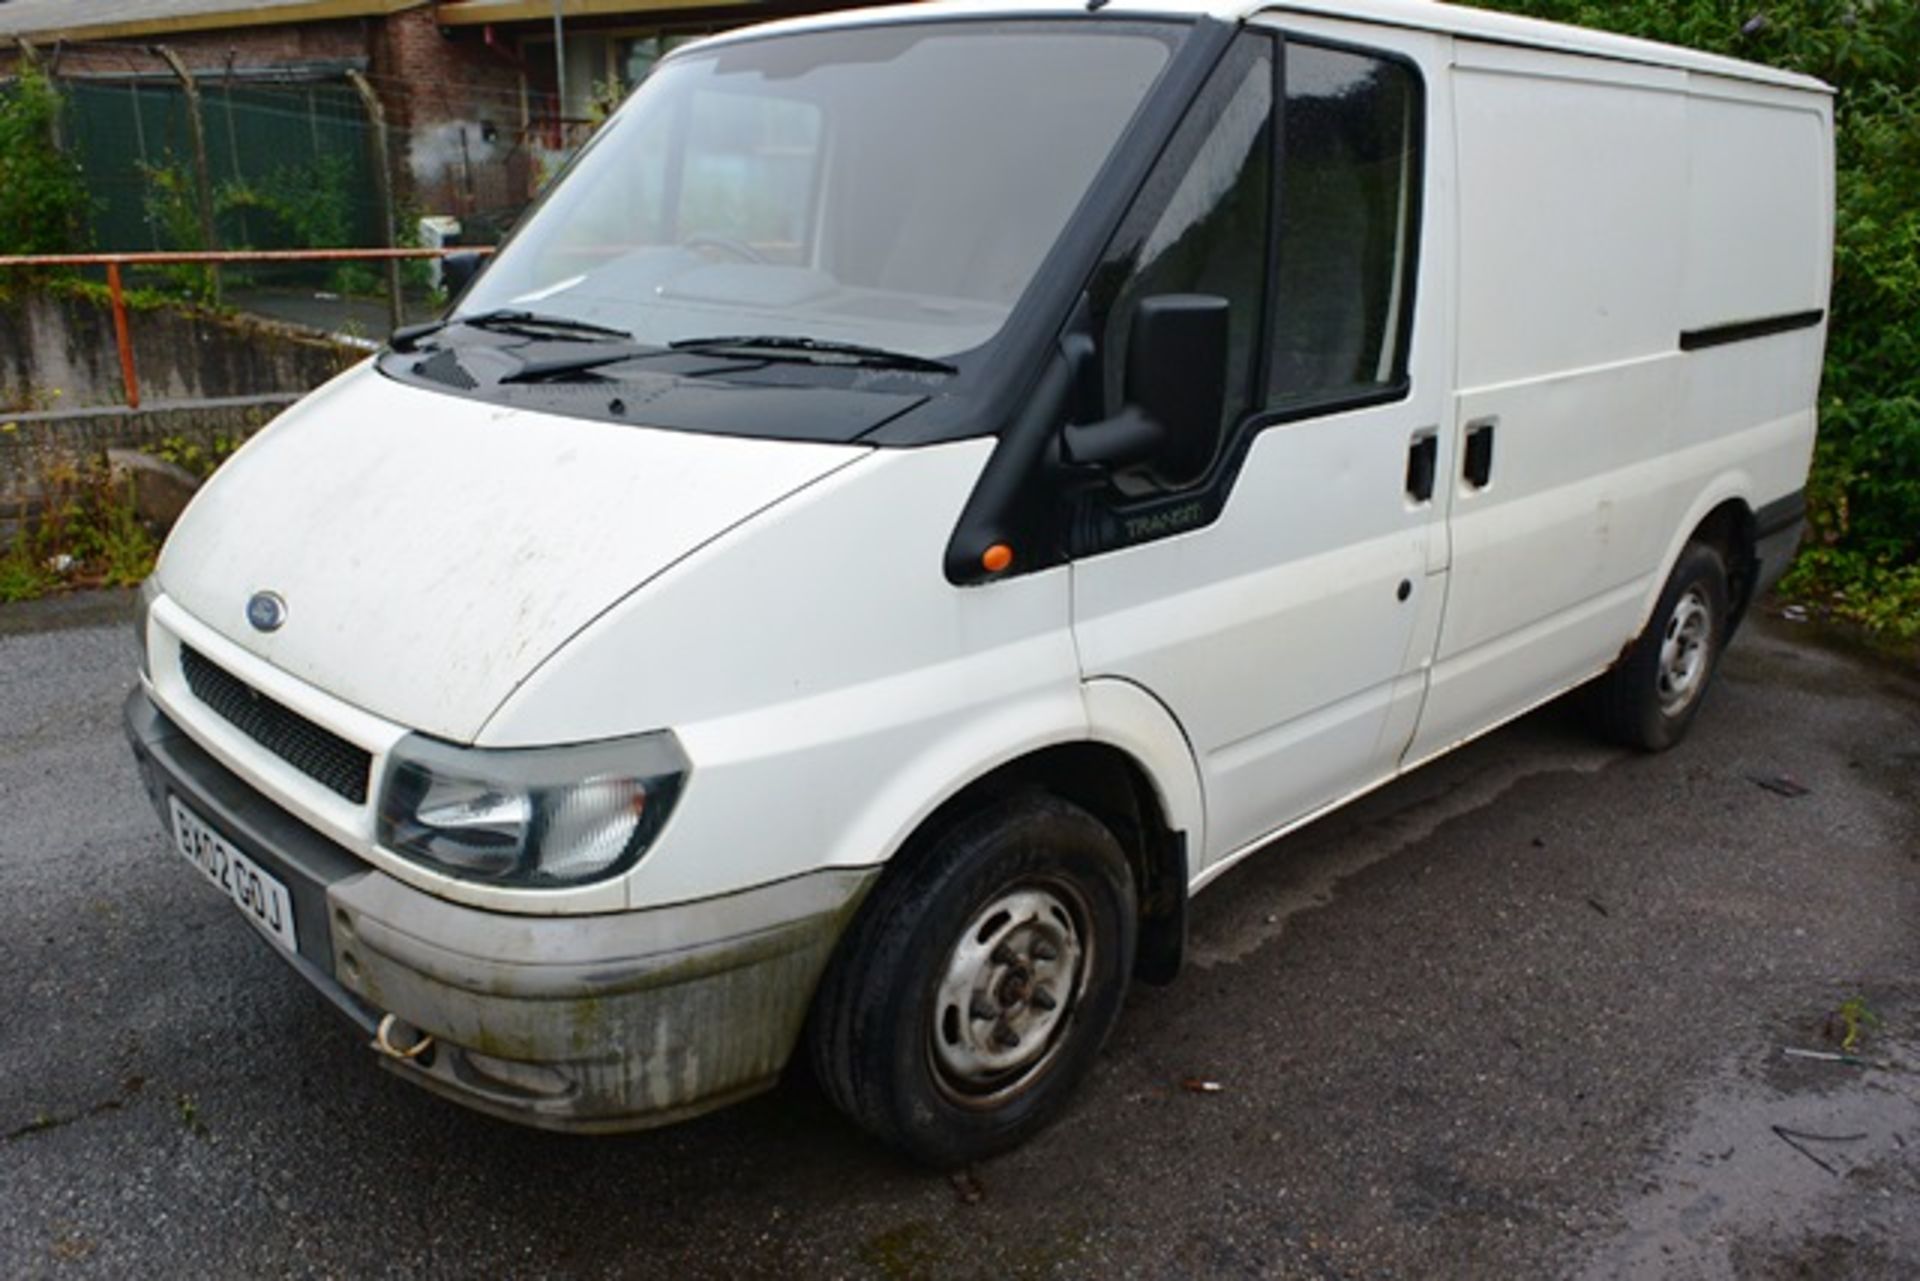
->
[981, 543, 1014, 574]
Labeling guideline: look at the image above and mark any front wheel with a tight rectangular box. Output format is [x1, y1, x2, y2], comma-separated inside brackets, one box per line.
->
[1585, 541, 1730, 751]
[808, 793, 1137, 1166]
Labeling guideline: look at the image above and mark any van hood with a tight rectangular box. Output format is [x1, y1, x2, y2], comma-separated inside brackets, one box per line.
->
[159, 366, 869, 743]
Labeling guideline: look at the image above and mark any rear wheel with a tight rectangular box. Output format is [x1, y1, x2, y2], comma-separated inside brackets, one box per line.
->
[1585, 541, 1730, 751]
[808, 793, 1136, 1166]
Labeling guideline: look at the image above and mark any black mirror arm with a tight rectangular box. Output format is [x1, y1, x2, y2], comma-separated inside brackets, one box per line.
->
[1059, 407, 1166, 472]
[441, 250, 485, 302]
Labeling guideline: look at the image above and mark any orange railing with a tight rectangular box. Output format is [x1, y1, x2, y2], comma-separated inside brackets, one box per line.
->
[0, 248, 494, 410]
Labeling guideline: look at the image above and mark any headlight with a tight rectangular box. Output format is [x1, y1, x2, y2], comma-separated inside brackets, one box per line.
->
[376, 731, 689, 888]
[134, 576, 163, 677]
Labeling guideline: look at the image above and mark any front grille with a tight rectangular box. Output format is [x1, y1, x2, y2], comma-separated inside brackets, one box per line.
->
[179, 646, 372, 804]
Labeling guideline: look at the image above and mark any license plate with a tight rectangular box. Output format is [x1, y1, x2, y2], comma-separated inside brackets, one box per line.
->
[169, 797, 299, 955]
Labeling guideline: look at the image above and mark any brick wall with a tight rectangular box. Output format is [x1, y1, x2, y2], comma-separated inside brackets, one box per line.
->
[1, 12, 535, 237]
[5, 19, 371, 79]
[0, 4, 825, 249]
[376, 7, 533, 227]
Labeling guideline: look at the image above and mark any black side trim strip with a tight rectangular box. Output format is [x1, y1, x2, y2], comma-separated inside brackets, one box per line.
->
[1679, 309, 1824, 352]
[1755, 489, 1807, 538]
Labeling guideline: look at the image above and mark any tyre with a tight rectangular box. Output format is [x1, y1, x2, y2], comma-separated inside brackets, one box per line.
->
[808, 792, 1137, 1166]
[1585, 541, 1730, 751]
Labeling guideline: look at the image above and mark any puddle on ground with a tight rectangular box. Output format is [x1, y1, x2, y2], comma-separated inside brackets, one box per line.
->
[1578, 1035, 1920, 1279]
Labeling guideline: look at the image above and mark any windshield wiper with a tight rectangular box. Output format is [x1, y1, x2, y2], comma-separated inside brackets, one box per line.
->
[668, 334, 956, 374]
[391, 308, 632, 352]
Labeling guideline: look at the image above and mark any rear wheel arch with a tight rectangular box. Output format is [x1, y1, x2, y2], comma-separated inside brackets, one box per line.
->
[1586, 539, 1732, 751]
[1687, 498, 1760, 632]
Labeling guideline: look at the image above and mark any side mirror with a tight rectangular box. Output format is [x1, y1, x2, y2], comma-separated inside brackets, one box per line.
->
[1060, 293, 1229, 484]
[441, 250, 486, 300]
[1126, 293, 1228, 484]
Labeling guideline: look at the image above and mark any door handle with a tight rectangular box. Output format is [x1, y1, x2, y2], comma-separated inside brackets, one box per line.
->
[1405, 429, 1438, 503]
[1463, 418, 1496, 489]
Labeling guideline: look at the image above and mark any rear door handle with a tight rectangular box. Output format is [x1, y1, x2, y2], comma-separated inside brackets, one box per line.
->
[1463, 418, 1497, 489]
[1406, 429, 1438, 503]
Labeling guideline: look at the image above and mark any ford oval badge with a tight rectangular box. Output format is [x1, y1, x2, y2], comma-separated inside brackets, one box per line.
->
[246, 591, 287, 633]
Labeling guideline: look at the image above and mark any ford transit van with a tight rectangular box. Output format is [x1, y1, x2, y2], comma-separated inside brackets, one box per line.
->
[125, 0, 1833, 1164]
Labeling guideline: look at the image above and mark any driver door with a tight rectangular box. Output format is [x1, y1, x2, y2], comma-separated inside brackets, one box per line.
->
[1070, 21, 1453, 870]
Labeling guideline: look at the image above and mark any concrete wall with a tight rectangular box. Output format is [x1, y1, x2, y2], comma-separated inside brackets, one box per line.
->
[0, 287, 360, 512]
[0, 289, 357, 413]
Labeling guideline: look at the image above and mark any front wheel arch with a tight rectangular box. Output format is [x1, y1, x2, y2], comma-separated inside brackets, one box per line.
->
[806, 790, 1138, 1165]
[854, 741, 1189, 986]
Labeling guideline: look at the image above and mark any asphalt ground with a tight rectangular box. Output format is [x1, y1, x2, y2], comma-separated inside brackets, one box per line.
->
[227, 288, 439, 344]
[2, 599, 1915, 1279]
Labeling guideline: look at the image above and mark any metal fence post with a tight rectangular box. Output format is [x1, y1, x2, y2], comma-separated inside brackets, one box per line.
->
[346, 70, 405, 333]
[154, 45, 221, 305]
[106, 262, 141, 409]
[17, 40, 64, 151]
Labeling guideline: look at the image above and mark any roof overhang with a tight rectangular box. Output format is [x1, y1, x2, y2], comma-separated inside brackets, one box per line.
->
[433, 0, 758, 26]
[0, 0, 429, 48]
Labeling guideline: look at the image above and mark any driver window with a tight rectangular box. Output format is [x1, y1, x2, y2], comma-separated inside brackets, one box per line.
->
[1098, 35, 1273, 484]
[1098, 37, 1274, 485]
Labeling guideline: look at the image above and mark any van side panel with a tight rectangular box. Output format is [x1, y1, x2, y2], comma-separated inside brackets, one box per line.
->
[1452, 49, 1688, 389]
[1681, 85, 1829, 335]
[1410, 47, 1688, 760]
[1666, 79, 1830, 528]
[1408, 46, 1829, 766]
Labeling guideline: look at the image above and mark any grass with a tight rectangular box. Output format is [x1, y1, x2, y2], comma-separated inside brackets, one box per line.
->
[1780, 549, 1920, 649]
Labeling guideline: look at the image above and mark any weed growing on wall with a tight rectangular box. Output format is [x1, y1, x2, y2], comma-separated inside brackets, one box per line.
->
[0, 63, 90, 257]
[153, 432, 242, 479]
[1467, 0, 1920, 642]
[0, 451, 156, 602]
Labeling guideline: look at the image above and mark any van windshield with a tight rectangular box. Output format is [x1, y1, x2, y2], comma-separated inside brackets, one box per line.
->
[454, 21, 1179, 363]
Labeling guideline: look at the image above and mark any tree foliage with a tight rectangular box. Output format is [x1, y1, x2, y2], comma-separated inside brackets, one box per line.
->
[1466, 1, 1920, 634]
[0, 63, 89, 256]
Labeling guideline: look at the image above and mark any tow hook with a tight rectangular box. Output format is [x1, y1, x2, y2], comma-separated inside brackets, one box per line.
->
[374, 1013, 436, 1064]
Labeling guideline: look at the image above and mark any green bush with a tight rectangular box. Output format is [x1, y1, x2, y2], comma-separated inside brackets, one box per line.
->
[221, 153, 357, 249]
[219, 154, 388, 296]
[0, 63, 89, 256]
[138, 157, 218, 301]
[1466, 0, 1920, 639]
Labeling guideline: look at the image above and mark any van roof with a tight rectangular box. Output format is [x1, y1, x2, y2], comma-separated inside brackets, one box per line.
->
[694, 0, 1832, 96]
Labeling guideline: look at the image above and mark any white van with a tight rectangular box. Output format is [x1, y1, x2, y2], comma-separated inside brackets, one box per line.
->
[125, 0, 1832, 1164]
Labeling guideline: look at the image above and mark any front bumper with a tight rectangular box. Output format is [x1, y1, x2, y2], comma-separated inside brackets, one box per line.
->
[125, 686, 875, 1132]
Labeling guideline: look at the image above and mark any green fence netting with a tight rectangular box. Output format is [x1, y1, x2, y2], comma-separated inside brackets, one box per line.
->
[60, 76, 388, 294]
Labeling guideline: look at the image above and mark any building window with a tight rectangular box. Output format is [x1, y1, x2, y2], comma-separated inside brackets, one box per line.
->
[620, 32, 712, 91]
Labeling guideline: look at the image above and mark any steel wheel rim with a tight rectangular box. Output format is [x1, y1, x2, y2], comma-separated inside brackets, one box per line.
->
[928, 880, 1090, 1108]
[1657, 585, 1713, 714]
